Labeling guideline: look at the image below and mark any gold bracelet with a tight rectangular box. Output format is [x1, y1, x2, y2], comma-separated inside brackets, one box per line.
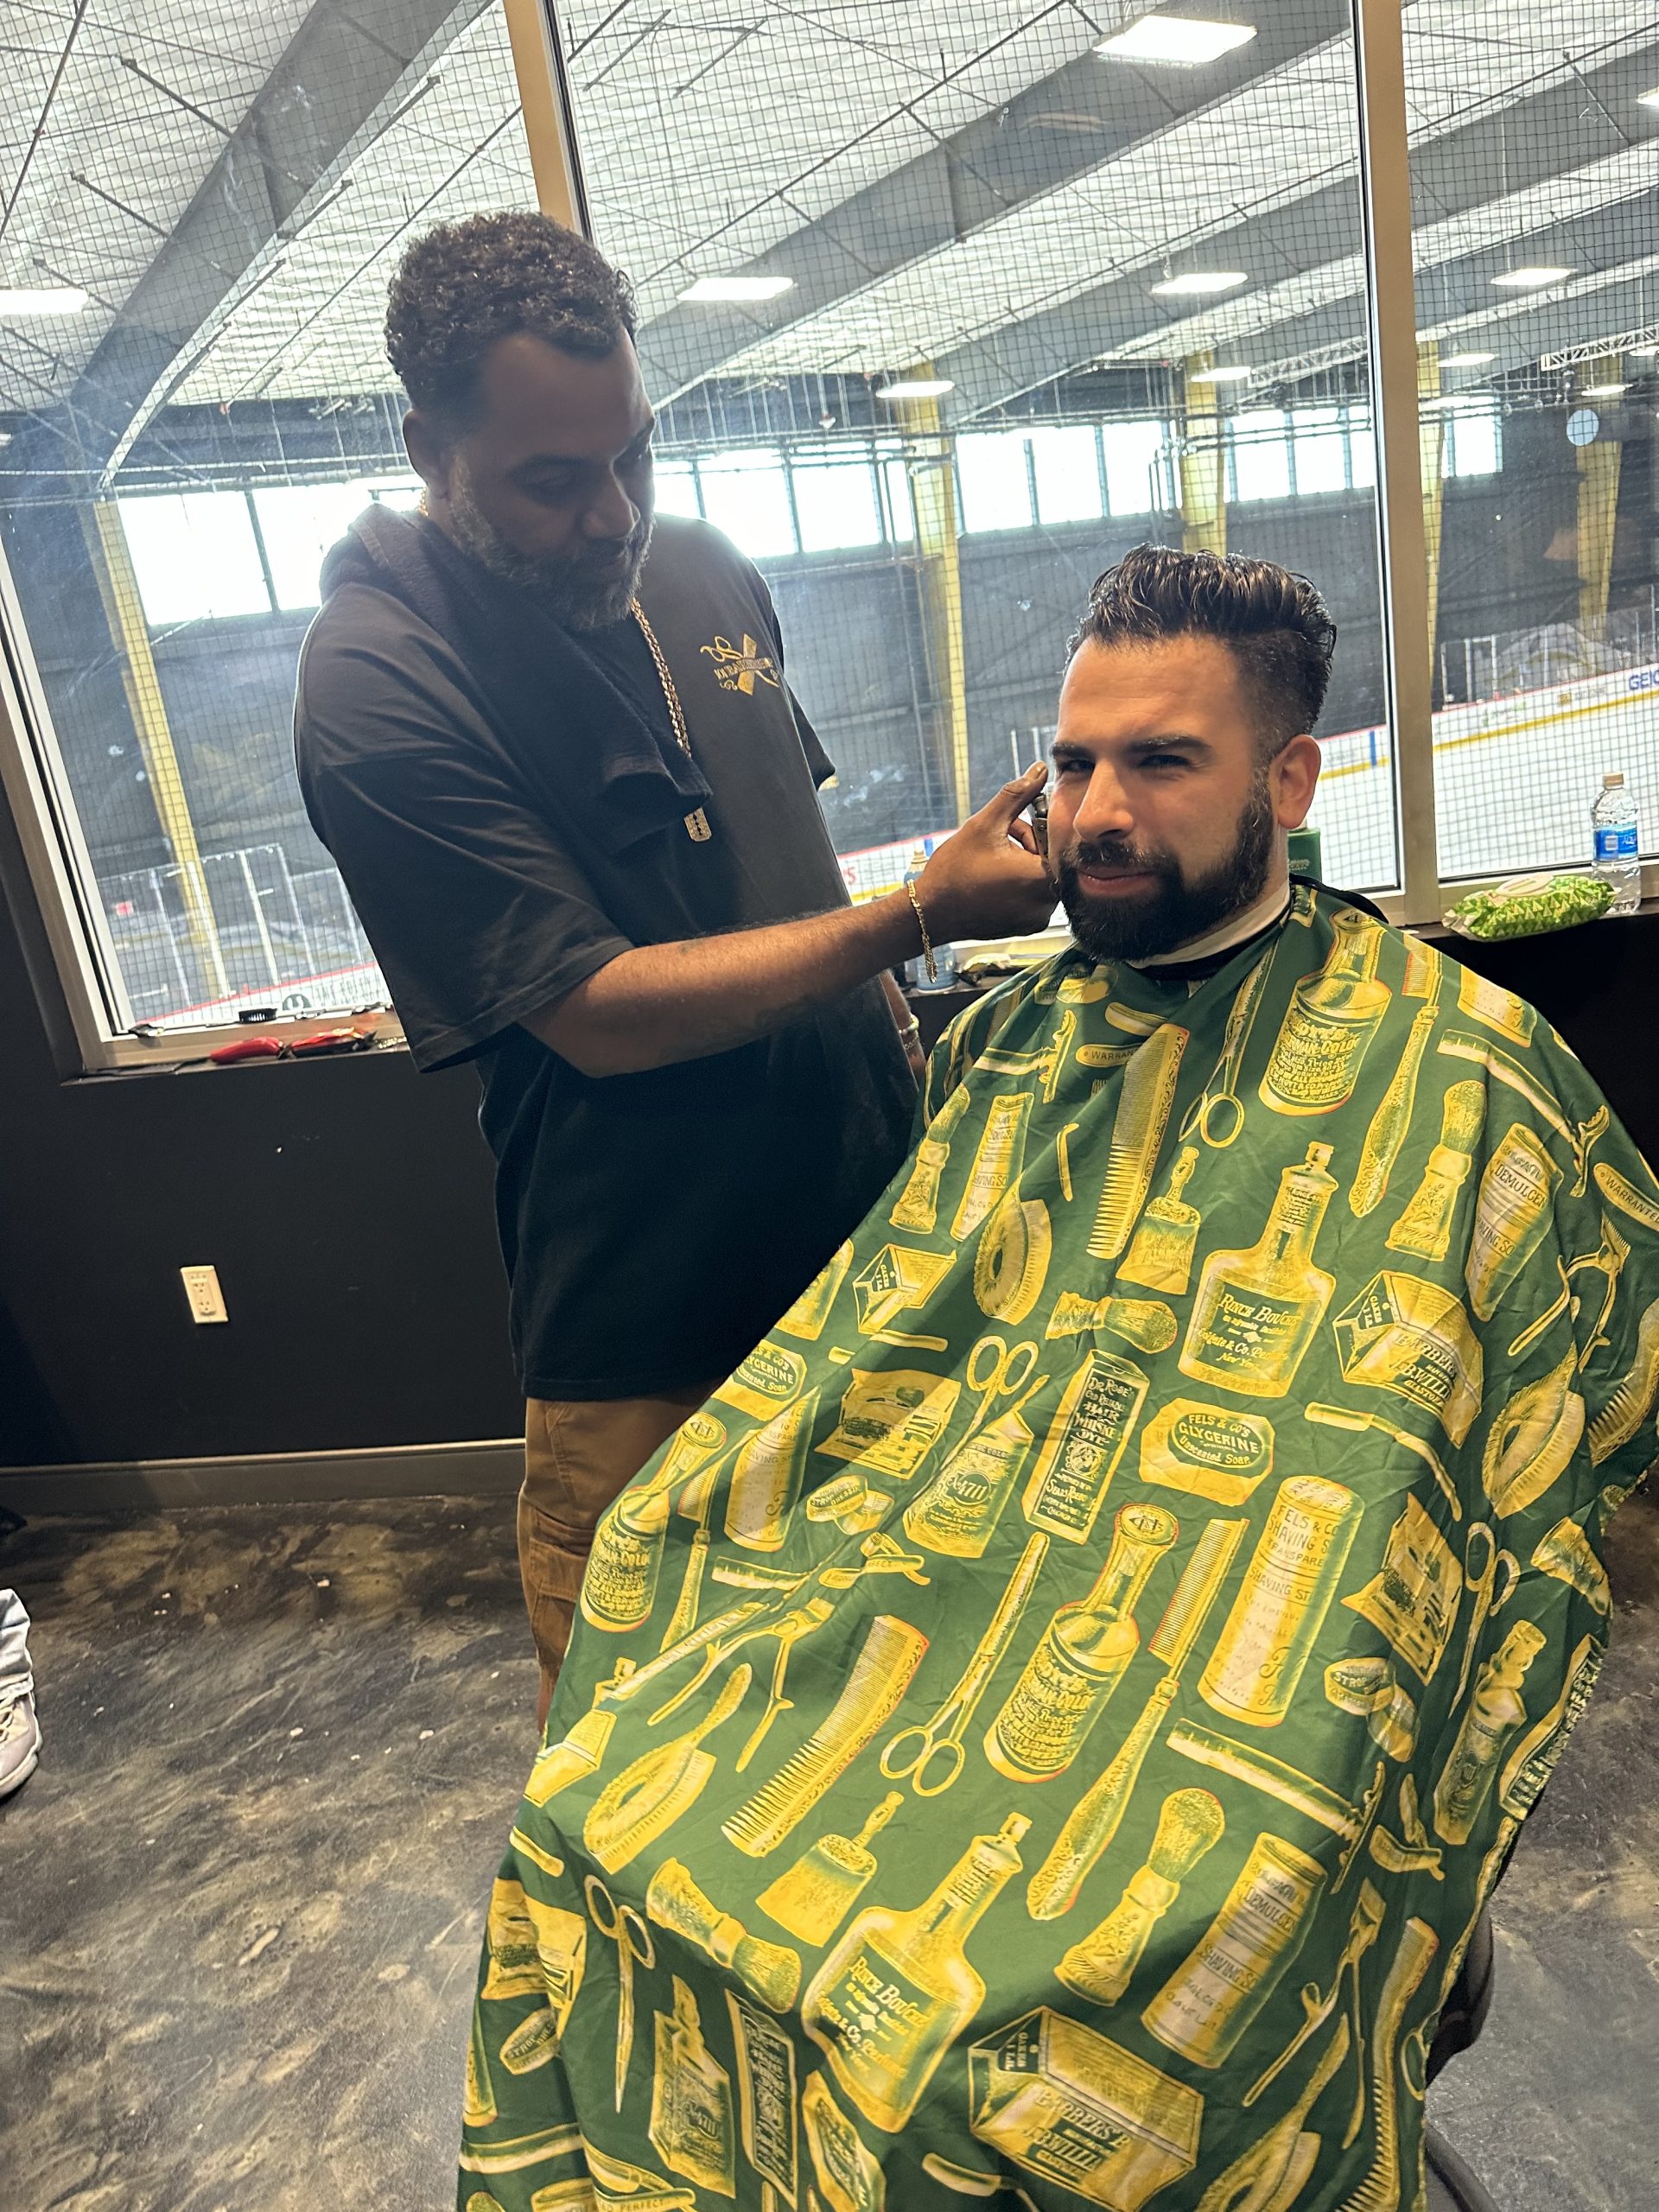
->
[905, 880, 938, 983]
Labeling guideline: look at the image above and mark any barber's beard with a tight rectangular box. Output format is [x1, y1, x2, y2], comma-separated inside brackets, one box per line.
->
[446, 464, 652, 632]
[1056, 774, 1276, 963]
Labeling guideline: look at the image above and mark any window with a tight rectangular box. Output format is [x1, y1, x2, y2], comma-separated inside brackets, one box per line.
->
[1441, 400, 1502, 481]
[1291, 406, 1349, 498]
[652, 462, 704, 522]
[0, 0, 548, 1056]
[574, 0, 1393, 889]
[6, 0, 1649, 1067]
[1405, 4, 1656, 886]
[254, 486, 378, 612]
[791, 457, 883, 553]
[118, 496, 270, 627]
[1030, 427, 1103, 525]
[696, 450, 797, 559]
[957, 433, 1034, 535]
[1100, 422, 1168, 517]
[1229, 410, 1294, 504]
[880, 458, 916, 545]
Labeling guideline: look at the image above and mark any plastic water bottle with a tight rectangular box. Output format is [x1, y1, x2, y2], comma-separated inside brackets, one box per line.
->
[1591, 772, 1641, 914]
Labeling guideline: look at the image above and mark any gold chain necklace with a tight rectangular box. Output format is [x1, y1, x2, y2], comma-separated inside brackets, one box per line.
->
[632, 601, 711, 842]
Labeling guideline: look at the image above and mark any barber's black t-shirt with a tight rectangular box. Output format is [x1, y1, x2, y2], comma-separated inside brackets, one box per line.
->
[296, 515, 914, 1398]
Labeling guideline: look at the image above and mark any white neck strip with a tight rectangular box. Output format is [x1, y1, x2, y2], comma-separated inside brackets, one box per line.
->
[1129, 872, 1294, 969]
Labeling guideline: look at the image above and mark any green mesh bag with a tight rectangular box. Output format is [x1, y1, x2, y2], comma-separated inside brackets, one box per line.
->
[1443, 871, 1616, 940]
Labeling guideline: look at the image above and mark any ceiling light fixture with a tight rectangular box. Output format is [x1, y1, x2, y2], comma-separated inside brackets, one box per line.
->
[1151, 270, 1248, 297]
[876, 378, 955, 400]
[1491, 266, 1573, 289]
[1096, 16, 1257, 64]
[1638, 86, 1659, 107]
[677, 275, 793, 302]
[1582, 382, 1628, 397]
[1191, 365, 1254, 384]
[1440, 350, 1495, 367]
[0, 285, 87, 315]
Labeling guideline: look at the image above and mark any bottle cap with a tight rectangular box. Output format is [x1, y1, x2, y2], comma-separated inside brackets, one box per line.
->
[1604, 772, 1624, 787]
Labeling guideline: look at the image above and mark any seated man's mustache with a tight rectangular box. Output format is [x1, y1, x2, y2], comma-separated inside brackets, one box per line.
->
[1061, 838, 1171, 876]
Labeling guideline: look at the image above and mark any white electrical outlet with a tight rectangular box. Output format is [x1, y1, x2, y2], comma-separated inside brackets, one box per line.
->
[181, 1265, 229, 1325]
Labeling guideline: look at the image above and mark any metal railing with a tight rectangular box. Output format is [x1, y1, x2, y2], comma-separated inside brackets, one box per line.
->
[1440, 594, 1659, 706]
[98, 842, 384, 1027]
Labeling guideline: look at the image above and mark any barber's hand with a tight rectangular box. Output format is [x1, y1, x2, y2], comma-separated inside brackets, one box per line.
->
[915, 763, 1056, 945]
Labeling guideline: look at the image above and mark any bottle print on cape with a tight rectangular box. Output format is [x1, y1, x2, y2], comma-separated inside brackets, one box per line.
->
[458, 885, 1654, 2212]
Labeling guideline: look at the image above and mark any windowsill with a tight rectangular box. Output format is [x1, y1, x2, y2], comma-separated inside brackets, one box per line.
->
[67, 1007, 406, 1082]
[1417, 897, 1659, 942]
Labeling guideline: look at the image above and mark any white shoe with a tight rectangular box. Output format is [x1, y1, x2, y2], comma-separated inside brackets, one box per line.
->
[0, 1690, 40, 1800]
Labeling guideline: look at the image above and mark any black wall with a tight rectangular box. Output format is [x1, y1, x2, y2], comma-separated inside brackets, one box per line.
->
[0, 787, 521, 1471]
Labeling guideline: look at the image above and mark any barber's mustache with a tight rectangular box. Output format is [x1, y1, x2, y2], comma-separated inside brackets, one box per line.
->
[575, 520, 651, 570]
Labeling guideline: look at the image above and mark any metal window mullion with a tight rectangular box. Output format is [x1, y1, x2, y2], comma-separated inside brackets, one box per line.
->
[502, 0, 591, 235]
[245, 491, 279, 613]
[0, 529, 134, 1063]
[1353, 0, 1439, 922]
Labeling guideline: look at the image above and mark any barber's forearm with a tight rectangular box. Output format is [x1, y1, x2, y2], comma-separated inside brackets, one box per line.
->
[524, 892, 921, 1076]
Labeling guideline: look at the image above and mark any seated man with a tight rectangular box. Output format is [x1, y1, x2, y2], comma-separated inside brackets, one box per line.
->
[457, 547, 1656, 2212]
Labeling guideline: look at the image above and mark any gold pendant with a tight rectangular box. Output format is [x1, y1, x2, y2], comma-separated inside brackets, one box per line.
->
[685, 809, 712, 842]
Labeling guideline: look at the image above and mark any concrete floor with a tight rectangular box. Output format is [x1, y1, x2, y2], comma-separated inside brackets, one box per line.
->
[2, 1491, 1656, 2212]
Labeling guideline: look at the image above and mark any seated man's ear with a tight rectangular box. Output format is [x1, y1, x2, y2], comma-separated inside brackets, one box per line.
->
[1271, 734, 1322, 828]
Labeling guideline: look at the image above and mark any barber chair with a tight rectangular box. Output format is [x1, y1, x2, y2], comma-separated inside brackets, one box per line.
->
[1421, 1906, 1503, 2212]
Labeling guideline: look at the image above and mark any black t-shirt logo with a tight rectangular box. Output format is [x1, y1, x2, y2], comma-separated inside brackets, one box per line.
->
[701, 632, 780, 696]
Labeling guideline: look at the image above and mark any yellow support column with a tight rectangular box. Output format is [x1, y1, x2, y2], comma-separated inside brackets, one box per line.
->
[502, 0, 586, 230]
[1577, 353, 1623, 643]
[1417, 340, 1445, 682]
[1180, 351, 1226, 556]
[84, 502, 228, 996]
[896, 371, 973, 823]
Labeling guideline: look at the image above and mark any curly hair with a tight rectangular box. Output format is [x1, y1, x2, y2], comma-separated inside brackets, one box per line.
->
[385, 212, 636, 442]
[1071, 543, 1337, 753]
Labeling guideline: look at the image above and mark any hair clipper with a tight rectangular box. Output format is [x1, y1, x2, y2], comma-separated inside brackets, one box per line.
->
[1027, 784, 1050, 861]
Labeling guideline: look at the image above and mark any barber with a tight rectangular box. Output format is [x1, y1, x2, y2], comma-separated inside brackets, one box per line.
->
[296, 212, 1054, 1719]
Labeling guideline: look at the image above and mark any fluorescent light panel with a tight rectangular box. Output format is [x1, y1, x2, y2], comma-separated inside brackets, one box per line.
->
[1638, 86, 1659, 107]
[877, 378, 955, 400]
[1583, 382, 1627, 397]
[0, 285, 87, 315]
[1440, 351, 1495, 367]
[1191, 365, 1253, 383]
[1491, 266, 1573, 289]
[1151, 270, 1247, 296]
[1097, 16, 1256, 64]
[677, 275, 793, 302]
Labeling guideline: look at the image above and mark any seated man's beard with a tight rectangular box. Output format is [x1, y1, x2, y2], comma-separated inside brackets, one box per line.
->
[1056, 779, 1276, 963]
[447, 467, 651, 631]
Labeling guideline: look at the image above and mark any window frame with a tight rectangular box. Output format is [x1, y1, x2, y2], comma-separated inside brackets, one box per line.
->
[1, 0, 1654, 1072]
[0, 0, 586, 1073]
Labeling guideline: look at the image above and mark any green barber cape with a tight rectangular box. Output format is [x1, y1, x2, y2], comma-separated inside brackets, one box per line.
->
[460, 885, 1657, 2212]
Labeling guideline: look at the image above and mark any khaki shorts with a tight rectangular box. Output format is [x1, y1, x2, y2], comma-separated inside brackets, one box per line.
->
[520, 1383, 714, 1722]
